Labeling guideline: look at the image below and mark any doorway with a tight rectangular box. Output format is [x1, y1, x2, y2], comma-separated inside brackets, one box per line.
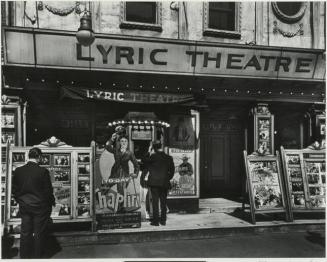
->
[200, 111, 245, 199]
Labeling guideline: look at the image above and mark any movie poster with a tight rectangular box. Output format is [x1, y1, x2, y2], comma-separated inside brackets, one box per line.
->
[94, 148, 142, 229]
[248, 160, 284, 210]
[168, 149, 196, 197]
[52, 186, 71, 217]
[284, 154, 306, 208]
[48, 153, 72, 217]
[304, 160, 326, 208]
[168, 114, 197, 197]
[169, 114, 195, 149]
[95, 177, 141, 214]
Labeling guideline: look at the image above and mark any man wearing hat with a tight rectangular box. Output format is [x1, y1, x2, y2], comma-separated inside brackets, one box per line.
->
[144, 141, 175, 226]
[12, 147, 55, 258]
[178, 154, 194, 190]
[179, 154, 193, 176]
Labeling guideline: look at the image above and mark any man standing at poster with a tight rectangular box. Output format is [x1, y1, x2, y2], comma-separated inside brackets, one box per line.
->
[12, 147, 55, 258]
[145, 141, 175, 226]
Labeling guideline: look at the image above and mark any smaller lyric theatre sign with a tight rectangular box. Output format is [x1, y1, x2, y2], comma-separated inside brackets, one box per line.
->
[4, 29, 325, 81]
[60, 86, 194, 104]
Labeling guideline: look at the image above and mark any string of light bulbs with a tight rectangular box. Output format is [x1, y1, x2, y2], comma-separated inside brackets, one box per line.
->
[23, 77, 324, 98]
[108, 120, 170, 128]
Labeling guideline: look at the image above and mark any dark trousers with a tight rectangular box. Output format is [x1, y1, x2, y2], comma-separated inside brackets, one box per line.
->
[150, 186, 168, 223]
[19, 205, 51, 259]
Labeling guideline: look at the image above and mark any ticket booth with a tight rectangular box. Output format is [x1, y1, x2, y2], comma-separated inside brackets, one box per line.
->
[108, 112, 170, 160]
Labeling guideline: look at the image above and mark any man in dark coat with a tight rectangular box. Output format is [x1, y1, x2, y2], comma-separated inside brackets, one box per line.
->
[13, 147, 55, 258]
[145, 141, 175, 226]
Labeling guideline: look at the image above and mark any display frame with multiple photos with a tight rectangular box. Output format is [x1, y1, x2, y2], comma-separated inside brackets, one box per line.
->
[5, 145, 94, 226]
[253, 108, 275, 155]
[280, 146, 325, 221]
[76, 152, 92, 218]
[1, 102, 25, 225]
[243, 150, 289, 224]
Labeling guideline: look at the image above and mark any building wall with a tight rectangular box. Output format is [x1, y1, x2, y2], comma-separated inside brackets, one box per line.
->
[9, 1, 325, 50]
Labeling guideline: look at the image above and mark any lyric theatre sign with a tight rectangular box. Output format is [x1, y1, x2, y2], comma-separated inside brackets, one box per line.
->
[3, 28, 325, 81]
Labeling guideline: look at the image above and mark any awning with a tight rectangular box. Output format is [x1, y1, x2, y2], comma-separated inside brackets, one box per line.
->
[60, 86, 195, 104]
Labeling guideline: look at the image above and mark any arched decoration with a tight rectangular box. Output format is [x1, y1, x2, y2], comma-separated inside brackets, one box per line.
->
[271, 2, 307, 24]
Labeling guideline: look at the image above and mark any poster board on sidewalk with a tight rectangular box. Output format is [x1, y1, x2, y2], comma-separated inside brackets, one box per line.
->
[280, 146, 326, 221]
[6, 142, 94, 225]
[243, 150, 289, 224]
[94, 147, 141, 230]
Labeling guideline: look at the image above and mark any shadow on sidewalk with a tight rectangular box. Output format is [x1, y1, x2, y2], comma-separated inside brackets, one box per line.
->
[1, 232, 18, 259]
[305, 231, 325, 248]
[228, 207, 289, 224]
[43, 233, 62, 258]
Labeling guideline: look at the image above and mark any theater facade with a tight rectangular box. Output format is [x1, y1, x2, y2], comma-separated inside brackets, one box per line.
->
[1, 2, 325, 215]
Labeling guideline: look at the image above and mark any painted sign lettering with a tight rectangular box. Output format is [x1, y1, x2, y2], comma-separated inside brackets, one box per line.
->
[4, 29, 325, 81]
[78, 44, 314, 74]
[86, 90, 124, 101]
[61, 86, 195, 104]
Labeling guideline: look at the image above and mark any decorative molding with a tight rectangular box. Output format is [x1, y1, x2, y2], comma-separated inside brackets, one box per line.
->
[203, 2, 241, 39]
[37, 1, 81, 16]
[37, 136, 72, 147]
[273, 21, 304, 38]
[254, 103, 271, 115]
[120, 2, 162, 32]
[245, 40, 256, 45]
[251, 147, 270, 156]
[170, 2, 179, 11]
[271, 2, 307, 24]
[1, 95, 21, 105]
[306, 141, 325, 150]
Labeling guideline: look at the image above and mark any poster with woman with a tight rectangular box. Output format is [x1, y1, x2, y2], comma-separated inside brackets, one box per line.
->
[94, 126, 141, 219]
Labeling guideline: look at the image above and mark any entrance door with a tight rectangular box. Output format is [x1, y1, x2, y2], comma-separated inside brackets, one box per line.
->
[200, 117, 245, 198]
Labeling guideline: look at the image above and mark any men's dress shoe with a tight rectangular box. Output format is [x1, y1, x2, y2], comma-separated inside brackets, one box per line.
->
[160, 221, 166, 226]
[150, 222, 159, 226]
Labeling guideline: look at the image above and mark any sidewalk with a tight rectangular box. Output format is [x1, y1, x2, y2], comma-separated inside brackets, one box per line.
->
[8, 199, 326, 247]
[51, 208, 325, 247]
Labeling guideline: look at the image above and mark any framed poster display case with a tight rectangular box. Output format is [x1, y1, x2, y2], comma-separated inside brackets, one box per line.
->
[5, 142, 94, 225]
[168, 112, 199, 199]
[252, 104, 275, 155]
[243, 150, 290, 224]
[1, 96, 26, 224]
[281, 146, 325, 221]
[315, 114, 325, 141]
